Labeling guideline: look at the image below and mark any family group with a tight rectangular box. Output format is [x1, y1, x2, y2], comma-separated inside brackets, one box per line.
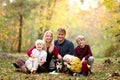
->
[13, 28, 94, 76]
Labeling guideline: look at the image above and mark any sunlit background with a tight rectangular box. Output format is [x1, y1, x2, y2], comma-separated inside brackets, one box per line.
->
[0, 0, 120, 58]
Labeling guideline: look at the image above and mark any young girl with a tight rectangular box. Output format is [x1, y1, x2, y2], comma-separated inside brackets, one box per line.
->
[63, 54, 82, 76]
[74, 35, 94, 75]
[25, 39, 47, 74]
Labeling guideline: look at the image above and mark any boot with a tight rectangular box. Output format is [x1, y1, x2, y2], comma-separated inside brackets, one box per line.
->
[89, 68, 92, 74]
[16, 68, 22, 72]
[13, 58, 30, 74]
[21, 65, 28, 73]
[16, 58, 25, 68]
[13, 58, 25, 68]
[13, 63, 20, 68]
[16, 65, 30, 74]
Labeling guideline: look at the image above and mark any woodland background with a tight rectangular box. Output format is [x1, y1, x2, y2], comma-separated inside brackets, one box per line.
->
[0, 0, 120, 80]
[0, 0, 120, 58]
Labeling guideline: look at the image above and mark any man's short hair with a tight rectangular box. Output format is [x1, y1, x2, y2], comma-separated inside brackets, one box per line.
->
[57, 28, 66, 35]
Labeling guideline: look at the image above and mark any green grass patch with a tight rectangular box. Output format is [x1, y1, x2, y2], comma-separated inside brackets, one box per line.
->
[0, 53, 120, 80]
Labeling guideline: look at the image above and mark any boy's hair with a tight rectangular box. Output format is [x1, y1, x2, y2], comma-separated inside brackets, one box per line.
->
[57, 28, 66, 35]
[76, 35, 85, 42]
[35, 39, 44, 46]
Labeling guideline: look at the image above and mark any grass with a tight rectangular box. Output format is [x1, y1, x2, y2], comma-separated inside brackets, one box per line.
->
[0, 53, 120, 80]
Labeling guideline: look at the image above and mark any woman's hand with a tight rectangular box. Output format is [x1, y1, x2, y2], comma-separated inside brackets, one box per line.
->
[30, 54, 37, 59]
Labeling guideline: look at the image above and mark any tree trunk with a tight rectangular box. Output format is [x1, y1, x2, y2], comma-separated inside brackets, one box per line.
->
[47, 0, 57, 20]
[18, 14, 23, 53]
[37, 0, 57, 39]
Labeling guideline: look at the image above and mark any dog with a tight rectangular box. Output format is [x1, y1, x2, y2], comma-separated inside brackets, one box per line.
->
[55, 59, 68, 73]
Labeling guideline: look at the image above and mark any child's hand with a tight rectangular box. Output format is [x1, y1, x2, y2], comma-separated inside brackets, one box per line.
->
[39, 59, 44, 66]
[64, 62, 70, 68]
[39, 58, 42, 62]
[64, 62, 68, 65]
[66, 64, 70, 68]
[82, 57, 85, 62]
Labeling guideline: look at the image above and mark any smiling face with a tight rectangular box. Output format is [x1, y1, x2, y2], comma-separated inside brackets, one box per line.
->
[57, 31, 65, 43]
[35, 39, 44, 51]
[77, 38, 86, 48]
[43, 31, 53, 44]
[36, 43, 44, 51]
[45, 31, 53, 43]
[57, 28, 66, 44]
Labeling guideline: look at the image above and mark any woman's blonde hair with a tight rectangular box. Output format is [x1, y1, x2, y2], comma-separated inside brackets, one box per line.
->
[43, 30, 54, 53]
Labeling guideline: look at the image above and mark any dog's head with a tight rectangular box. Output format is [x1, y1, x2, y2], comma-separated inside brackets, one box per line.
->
[55, 59, 64, 72]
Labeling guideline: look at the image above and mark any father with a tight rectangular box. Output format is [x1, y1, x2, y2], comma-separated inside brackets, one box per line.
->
[54, 28, 74, 57]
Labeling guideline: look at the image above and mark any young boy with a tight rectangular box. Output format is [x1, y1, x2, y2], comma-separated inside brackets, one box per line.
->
[74, 35, 94, 75]
[25, 39, 47, 74]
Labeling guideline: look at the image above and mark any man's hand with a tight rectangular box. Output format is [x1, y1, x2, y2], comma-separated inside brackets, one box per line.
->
[58, 54, 62, 59]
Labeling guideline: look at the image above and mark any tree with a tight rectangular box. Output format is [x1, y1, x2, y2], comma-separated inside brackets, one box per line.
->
[3, 0, 39, 52]
[103, 0, 120, 57]
[37, 0, 57, 39]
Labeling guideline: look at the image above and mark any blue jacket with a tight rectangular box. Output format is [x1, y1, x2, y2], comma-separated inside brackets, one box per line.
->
[54, 39, 74, 57]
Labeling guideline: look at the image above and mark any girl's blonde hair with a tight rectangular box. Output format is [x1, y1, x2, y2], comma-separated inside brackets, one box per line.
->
[35, 39, 44, 46]
[63, 54, 74, 62]
[43, 30, 54, 53]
